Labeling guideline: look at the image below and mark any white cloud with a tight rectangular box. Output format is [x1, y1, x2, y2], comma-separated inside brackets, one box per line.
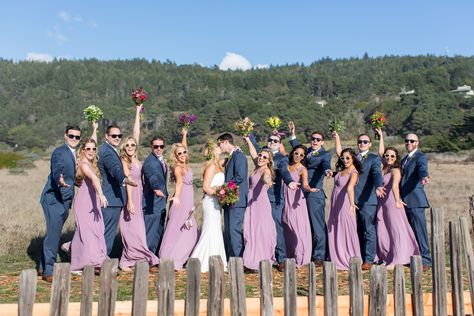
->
[254, 64, 270, 69]
[219, 52, 252, 71]
[88, 20, 97, 28]
[26, 52, 54, 62]
[58, 11, 82, 22]
[48, 25, 70, 43]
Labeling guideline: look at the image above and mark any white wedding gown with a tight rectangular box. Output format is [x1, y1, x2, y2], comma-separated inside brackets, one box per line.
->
[190, 172, 227, 272]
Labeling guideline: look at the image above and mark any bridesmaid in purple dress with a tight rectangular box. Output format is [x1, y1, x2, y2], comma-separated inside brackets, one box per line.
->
[374, 129, 420, 266]
[327, 148, 362, 270]
[242, 137, 277, 271]
[159, 128, 198, 270]
[283, 145, 314, 267]
[119, 105, 159, 271]
[70, 137, 109, 272]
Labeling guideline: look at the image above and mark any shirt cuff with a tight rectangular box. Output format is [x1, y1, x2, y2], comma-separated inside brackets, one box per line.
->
[289, 135, 296, 141]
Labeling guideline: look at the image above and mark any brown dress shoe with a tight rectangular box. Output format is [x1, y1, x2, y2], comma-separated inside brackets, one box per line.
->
[422, 265, 431, 271]
[361, 262, 372, 271]
[149, 265, 159, 273]
[42, 275, 53, 283]
[276, 262, 285, 272]
[313, 259, 324, 267]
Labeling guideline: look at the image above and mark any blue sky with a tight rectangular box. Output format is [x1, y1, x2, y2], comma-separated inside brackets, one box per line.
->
[1, 1, 473, 68]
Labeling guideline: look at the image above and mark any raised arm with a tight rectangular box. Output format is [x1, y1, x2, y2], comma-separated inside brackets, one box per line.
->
[332, 131, 342, 157]
[121, 159, 135, 213]
[181, 127, 188, 149]
[288, 121, 300, 148]
[390, 168, 406, 209]
[347, 171, 359, 215]
[81, 162, 108, 208]
[375, 127, 384, 157]
[243, 136, 258, 161]
[132, 105, 142, 144]
[91, 121, 98, 143]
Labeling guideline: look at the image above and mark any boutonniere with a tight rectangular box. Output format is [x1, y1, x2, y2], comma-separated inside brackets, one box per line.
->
[307, 150, 319, 158]
[363, 153, 368, 159]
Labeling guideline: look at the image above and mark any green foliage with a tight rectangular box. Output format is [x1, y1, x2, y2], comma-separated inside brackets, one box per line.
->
[0, 152, 24, 169]
[1, 56, 474, 152]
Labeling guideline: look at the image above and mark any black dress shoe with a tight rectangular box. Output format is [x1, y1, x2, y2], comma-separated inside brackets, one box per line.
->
[244, 267, 257, 274]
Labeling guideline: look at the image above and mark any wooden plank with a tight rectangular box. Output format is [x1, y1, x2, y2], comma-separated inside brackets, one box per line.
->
[185, 258, 201, 316]
[157, 259, 175, 316]
[131, 261, 149, 316]
[323, 261, 338, 316]
[18, 269, 37, 316]
[207, 256, 225, 316]
[49, 263, 71, 316]
[410, 255, 424, 316]
[98, 258, 119, 316]
[283, 259, 297, 316]
[449, 221, 464, 316]
[259, 260, 274, 316]
[349, 257, 363, 316]
[307, 262, 316, 316]
[228, 257, 246, 316]
[460, 217, 474, 315]
[393, 264, 406, 316]
[368, 265, 387, 316]
[431, 208, 447, 316]
[80, 266, 94, 316]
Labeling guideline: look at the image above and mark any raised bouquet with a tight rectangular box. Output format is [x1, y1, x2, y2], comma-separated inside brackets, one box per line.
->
[216, 181, 240, 206]
[266, 116, 282, 129]
[131, 87, 148, 117]
[329, 118, 345, 133]
[234, 117, 255, 136]
[83, 105, 104, 123]
[178, 113, 197, 129]
[370, 111, 387, 139]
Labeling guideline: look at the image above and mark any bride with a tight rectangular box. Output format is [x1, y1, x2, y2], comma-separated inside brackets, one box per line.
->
[190, 140, 227, 272]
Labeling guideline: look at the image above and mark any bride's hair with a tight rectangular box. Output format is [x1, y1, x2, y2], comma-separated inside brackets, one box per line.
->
[203, 140, 223, 173]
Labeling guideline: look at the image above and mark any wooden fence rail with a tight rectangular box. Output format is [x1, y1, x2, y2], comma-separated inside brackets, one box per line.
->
[11, 208, 474, 316]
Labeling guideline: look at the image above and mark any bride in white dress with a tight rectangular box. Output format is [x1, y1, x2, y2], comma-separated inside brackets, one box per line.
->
[190, 141, 227, 272]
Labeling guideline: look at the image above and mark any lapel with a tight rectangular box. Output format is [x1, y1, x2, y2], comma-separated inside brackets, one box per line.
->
[106, 142, 121, 160]
[62, 144, 76, 176]
[153, 153, 166, 176]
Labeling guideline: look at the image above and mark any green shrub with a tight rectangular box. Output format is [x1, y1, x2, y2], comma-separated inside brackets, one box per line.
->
[0, 152, 24, 169]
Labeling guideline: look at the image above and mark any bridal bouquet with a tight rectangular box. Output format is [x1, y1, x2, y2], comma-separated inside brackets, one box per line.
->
[266, 116, 282, 129]
[370, 111, 387, 139]
[329, 117, 345, 133]
[178, 113, 197, 129]
[234, 117, 255, 136]
[131, 87, 148, 117]
[216, 181, 240, 206]
[83, 105, 104, 123]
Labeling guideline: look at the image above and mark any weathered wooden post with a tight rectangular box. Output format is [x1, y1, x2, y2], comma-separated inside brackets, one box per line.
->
[259, 260, 274, 316]
[185, 258, 201, 316]
[368, 265, 387, 316]
[98, 259, 118, 316]
[393, 264, 406, 316]
[207, 256, 225, 316]
[323, 261, 338, 316]
[18, 269, 37, 316]
[131, 261, 150, 316]
[307, 262, 317, 316]
[80, 265, 95, 316]
[431, 208, 447, 316]
[228, 257, 246, 316]
[157, 259, 175, 316]
[283, 258, 297, 316]
[449, 221, 464, 316]
[410, 255, 423, 316]
[50, 263, 71, 316]
[349, 257, 363, 316]
[460, 217, 474, 314]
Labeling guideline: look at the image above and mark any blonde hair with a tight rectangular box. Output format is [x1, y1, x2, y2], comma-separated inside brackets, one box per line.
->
[119, 136, 138, 170]
[75, 139, 100, 185]
[260, 148, 275, 179]
[169, 143, 189, 182]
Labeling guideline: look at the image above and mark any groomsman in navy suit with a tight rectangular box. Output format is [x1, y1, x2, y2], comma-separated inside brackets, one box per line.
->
[288, 122, 332, 266]
[217, 133, 248, 259]
[142, 136, 168, 254]
[40, 124, 81, 282]
[400, 133, 431, 269]
[249, 131, 299, 271]
[353, 134, 384, 270]
[98, 124, 135, 256]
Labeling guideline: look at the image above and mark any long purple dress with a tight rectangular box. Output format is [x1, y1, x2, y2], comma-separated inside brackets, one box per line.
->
[243, 169, 277, 270]
[327, 169, 361, 270]
[283, 166, 312, 267]
[120, 161, 159, 269]
[70, 174, 108, 271]
[376, 172, 420, 265]
[159, 169, 198, 270]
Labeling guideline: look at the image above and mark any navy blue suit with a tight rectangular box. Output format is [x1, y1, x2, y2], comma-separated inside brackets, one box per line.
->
[289, 139, 332, 261]
[40, 144, 76, 277]
[250, 134, 293, 263]
[354, 152, 383, 263]
[98, 142, 126, 255]
[142, 153, 168, 254]
[400, 150, 431, 265]
[223, 148, 248, 258]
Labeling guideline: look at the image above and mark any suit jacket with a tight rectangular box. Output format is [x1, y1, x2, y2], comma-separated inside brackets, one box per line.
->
[40, 144, 76, 204]
[354, 152, 384, 206]
[142, 152, 168, 212]
[250, 133, 293, 204]
[98, 142, 127, 207]
[289, 139, 332, 200]
[400, 150, 430, 208]
[225, 148, 248, 208]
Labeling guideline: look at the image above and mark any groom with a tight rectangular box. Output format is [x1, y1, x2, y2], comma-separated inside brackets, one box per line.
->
[217, 133, 248, 259]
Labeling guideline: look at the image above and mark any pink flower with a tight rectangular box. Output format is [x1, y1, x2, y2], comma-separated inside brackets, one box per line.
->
[219, 189, 226, 195]
[228, 181, 236, 190]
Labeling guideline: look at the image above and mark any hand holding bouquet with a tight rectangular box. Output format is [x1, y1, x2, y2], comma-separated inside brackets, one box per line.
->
[329, 118, 345, 133]
[178, 113, 197, 129]
[266, 116, 282, 129]
[234, 117, 255, 137]
[216, 181, 240, 206]
[84, 105, 104, 123]
[370, 111, 387, 139]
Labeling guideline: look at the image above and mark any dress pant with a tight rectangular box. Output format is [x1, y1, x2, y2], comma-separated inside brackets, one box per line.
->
[271, 200, 287, 263]
[224, 206, 245, 259]
[306, 196, 327, 261]
[102, 206, 122, 256]
[144, 207, 167, 254]
[357, 204, 377, 263]
[405, 207, 432, 265]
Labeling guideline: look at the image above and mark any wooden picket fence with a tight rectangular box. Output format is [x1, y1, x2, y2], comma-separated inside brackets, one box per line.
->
[12, 208, 474, 315]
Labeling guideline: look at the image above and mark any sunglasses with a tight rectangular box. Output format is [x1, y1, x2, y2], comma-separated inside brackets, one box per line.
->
[311, 137, 322, 142]
[384, 154, 396, 159]
[110, 134, 123, 139]
[67, 134, 81, 140]
[293, 152, 305, 157]
[153, 144, 165, 149]
[268, 138, 280, 144]
[340, 156, 352, 161]
[358, 140, 370, 144]
[85, 147, 96, 151]
[177, 150, 187, 156]
[258, 153, 269, 160]
[405, 139, 417, 144]
[125, 143, 137, 148]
